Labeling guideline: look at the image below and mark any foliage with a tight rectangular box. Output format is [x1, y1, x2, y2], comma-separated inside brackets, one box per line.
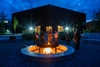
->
[0, 10, 7, 23]
[13, 17, 18, 33]
[0, 22, 5, 35]
[84, 28, 100, 33]
[0, 10, 7, 35]
[92, 9, 100, 32]
[58, 31, 74, 40]
[93, 9, 100, 20]
[22, 30, 34, 40]
[58, 32, 65, 40]
[68, 31, 74, 39]
[83, 29, 90, 33]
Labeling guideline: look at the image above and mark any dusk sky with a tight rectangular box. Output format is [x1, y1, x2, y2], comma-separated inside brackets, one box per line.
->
[0, 0, 100, 21]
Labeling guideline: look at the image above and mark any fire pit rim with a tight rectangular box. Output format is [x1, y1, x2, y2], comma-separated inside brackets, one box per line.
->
[21, 44, 75, 58]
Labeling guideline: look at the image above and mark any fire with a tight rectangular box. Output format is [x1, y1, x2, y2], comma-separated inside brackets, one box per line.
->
[43, 48, 52, 54]
[48, 42, 50, 45]
[28, 45, 67, 54]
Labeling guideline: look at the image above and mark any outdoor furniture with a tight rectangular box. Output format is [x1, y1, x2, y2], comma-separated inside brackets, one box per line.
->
[9, 36, 16, 41]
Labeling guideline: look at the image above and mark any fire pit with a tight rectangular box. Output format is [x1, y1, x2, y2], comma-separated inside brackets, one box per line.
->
[21, 41, 75, 62]
[29, 42, 67, 54]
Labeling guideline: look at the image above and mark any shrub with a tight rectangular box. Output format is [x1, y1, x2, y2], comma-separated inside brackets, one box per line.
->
[68, 32, 74, 40]
[58, 32, 66, 40]
[58, 31, 74, 40]
[22, 30, 34, 40]
[0, 22, 6, 35]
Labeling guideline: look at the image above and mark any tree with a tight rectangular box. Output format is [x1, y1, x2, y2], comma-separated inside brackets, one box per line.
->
[92, 9, 100, 32]
[0, 10, 7, 22]
[13, 17, 18, 33]
[93, 9, 100, 21]
[0, 10, 7, 34]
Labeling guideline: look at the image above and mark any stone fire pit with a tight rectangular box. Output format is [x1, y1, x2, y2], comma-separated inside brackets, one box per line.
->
[21, 42, 75, 62]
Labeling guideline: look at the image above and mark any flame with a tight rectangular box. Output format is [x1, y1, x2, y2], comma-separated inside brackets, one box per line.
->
[48, 42, 50, 45]
[43, 48, 52, 54]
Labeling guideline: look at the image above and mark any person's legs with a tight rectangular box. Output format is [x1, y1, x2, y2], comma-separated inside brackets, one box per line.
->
[34, 39, 36, 44]
[66, 40, 70, 45]
[55, 38, 58, 45]
[77, 41, 80, 49]
[37, 39, 39, 44]
[68, 40, 70, 46]
[66, 40, 68, 45]
[76, 41, 79, 50]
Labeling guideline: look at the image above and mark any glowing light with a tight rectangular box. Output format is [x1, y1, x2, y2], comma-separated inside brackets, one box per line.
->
[28, 45, 67, 54]
[65, 27, 69, 30]
[7, 29, 9, 32]
[4, 21, 8, 23]
[48, 42, 51, 45]
[29, 27, 33, 30]
[43, 48, 52, 54]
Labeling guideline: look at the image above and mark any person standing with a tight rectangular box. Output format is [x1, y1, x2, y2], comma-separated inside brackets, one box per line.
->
[40, 31, 44, 43]
[54, 30, 58, 45]
[34, 32, 39, 44]
[65, 32, 70, 46]
[48, 29, 53, 43]
[73, 31, 81, 50]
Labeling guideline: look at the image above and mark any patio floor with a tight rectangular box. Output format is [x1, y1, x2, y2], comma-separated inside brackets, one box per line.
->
[0, 40, 100, 67]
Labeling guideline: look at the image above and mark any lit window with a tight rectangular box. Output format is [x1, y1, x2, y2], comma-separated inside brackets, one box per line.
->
[35, 26, 41, 33]
[58, 26, 64, 32]
[46, 26, 52, 32]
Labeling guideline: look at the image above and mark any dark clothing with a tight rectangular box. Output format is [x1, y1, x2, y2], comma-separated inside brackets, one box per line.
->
[54, 38, 58, 45]
[54, 32, 58, 45]
[65, 34, 70, 45]
[34, 34, 39, 44]
[73, 32, 81, 49]
[40, 32, 44, 43]
[66, 40, 70, 46]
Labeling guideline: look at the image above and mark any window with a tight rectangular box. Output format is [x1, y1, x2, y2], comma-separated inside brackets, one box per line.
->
[58, 26, 64, 32]
[46, 26, 52, 32]
[35, 26, 41, 33]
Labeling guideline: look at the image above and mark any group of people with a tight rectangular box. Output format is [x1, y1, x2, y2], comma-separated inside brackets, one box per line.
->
[65, 31, 81, 50]
[48, 29, 58, 45]
[33, 32, 44, 45]
[33, 29, 58, 45]
[33, 30, 81, 50]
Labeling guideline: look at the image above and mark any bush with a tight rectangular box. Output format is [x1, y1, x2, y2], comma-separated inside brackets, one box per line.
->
[58, 32, 66, 40]
[84, 28, 100, 33]
[0, 22, 6, 35]
[22, 30, 34, 40]
[58, 31, 74, 40]
[68, 32, 74, 40]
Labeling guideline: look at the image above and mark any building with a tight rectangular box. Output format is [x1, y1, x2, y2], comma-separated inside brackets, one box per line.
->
[12, 4, 86, 33]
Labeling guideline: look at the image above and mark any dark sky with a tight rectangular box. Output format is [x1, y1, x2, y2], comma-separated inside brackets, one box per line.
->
[0, 0, 100, 21]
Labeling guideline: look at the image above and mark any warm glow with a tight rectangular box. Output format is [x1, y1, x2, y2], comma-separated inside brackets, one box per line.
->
[46, 26, 52, 32]
[58, 26, 64, 32]
[48, 42, 50, 45]
[43, 48, 52, 54]
[28, 45, 67, 54]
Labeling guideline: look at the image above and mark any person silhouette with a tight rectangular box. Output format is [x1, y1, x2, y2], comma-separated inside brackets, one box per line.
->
[40, 31, 44, 43]
[48, 29, 52, 43]
[73, 31, 81, 50]
[34, 32, 39, 44]
[54, 30, 58, 45]
[65, 32, 70, 46]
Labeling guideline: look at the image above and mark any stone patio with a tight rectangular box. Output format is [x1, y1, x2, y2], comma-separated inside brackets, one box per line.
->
[0, 40, 100, 67]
